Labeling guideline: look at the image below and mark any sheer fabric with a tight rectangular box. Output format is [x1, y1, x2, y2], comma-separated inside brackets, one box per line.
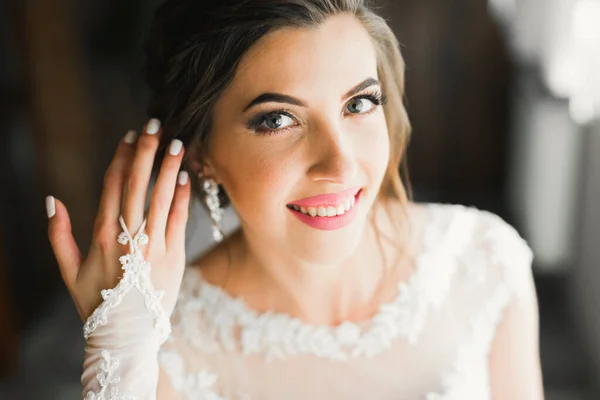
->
[82, 217, 172, 400]
[158, 203, 534, 399]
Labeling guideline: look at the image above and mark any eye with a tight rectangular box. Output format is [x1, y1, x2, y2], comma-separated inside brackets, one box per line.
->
[346, 98, 373, 114]
[261, 113, 295, 130]
[247, 109, 298, 136]
[345, 92, 386, 115]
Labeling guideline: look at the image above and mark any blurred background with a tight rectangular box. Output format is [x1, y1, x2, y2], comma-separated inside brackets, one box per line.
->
[0, 0, 599, 398]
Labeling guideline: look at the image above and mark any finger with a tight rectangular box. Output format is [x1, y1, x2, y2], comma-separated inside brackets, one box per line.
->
[122, 118, 161, 233]
[166, 170, 191, 252]
[46, 196, 83, 287]
[97, 130, 138, 225]
[147, 139, 185, 237]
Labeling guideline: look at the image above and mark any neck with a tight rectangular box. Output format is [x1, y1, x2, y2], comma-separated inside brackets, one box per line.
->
[236, 203, 404, 325]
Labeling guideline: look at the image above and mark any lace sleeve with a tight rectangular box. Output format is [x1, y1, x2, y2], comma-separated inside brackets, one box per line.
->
[481, 211, 534, 297]
[426, 207, 538, 399]
[81, 218, 171, 400]
[477, 212, 543, 398]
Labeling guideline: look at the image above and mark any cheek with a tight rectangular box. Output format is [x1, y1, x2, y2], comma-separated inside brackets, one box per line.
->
[357, 115, 390, 179]
[216, 148, 300, 215]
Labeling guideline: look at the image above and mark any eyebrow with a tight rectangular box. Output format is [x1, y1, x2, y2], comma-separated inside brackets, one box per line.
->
[242, 77, 381, 112]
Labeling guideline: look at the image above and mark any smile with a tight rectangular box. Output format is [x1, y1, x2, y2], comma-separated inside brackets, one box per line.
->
[286, 187, 362, 231]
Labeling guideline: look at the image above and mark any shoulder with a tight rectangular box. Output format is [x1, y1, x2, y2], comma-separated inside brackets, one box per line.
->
[423, 202, 534, 294]
[424, 202, 532, 257]
[423, 204, 542, 395]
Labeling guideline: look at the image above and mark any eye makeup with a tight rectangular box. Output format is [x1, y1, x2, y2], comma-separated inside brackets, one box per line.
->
[246, 108, 298, 136]
[346, 90, 387, 113]
[246, 89, 388, 136]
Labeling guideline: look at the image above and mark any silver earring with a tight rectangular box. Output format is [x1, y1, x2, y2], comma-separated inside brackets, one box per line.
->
[202, 177, 224, 243]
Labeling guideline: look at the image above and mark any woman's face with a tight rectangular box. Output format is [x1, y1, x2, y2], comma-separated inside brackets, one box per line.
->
[207, 13, 390, 264]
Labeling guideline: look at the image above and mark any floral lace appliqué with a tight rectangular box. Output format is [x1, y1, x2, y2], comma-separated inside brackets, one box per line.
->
[161, 204, 534, 400]
[85, 350, 136, 400]
[427, 209, 533, 400]
[174, 204, 477, 361]
[159, 350, 226, 400]
[83, 216, 171, 344]
[427, 284, 511, 400]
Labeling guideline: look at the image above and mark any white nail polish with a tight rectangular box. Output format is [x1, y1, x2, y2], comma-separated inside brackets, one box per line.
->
[124, 130, 137, 144]
[146, 118, 161, 135]
[169, 139, 183, 156]
[46, 196, 56, 218]
[177, 171, 189, 185]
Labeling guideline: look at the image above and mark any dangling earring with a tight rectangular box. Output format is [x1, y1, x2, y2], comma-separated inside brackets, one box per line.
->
[201, 176, 224, 243]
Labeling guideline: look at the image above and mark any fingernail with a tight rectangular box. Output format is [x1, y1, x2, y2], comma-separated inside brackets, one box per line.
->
[177, 171, 189, 185]
[46, 196, 56, 218]
[169, 139, 183, 156]
[124, 130, 137, 144]
[146, 118, 161, 135]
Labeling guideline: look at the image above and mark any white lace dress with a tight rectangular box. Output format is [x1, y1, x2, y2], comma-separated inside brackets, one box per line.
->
[157, 203, 535, 400]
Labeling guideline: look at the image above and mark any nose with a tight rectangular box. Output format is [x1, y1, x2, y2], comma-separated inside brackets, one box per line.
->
[306, 121, 358, 184]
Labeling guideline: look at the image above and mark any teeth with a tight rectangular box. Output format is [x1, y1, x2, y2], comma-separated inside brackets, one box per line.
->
[289, 193, 359, 218]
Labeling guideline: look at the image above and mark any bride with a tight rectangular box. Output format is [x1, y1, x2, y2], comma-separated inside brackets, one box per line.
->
[45, 0, 544, 398]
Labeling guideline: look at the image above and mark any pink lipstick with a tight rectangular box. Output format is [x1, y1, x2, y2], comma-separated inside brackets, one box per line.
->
[286, 187, 362, 231]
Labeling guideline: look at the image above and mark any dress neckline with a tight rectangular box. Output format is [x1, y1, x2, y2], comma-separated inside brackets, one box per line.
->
[185, 202, 459, 360]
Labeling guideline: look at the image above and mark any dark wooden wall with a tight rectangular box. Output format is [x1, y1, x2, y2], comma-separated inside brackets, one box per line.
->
[379, 0, 513, 203]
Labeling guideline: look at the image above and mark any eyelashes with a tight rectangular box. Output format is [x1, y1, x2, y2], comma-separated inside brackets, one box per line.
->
[246, 109, 296, 136]
[246, 90, 388, 136]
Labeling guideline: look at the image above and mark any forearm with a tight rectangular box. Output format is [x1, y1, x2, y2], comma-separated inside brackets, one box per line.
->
[82, 325, 161, 399]
[80, 259, 171, 399]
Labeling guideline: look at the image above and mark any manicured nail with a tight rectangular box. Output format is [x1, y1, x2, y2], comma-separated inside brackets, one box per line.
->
[46, 196, 56, 218]
[146, 118, 161, 135]
[169, 139, 183, 156]
[124, 130, 137, 144]
[177, 171, 189, 185]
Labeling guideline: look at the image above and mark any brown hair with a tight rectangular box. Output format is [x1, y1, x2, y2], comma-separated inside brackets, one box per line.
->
[144, 0, 412, 249]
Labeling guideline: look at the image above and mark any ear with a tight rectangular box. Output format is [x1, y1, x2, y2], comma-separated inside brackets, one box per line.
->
[189, 158, 216, 178]
[188, 139, 221, 184]
[188, 146, 221, 183]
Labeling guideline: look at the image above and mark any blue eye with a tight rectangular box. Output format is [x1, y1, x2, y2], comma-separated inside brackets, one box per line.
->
[247, 109, 298, 136]
[261, 113, 295, 130]
[347, 97, 372, 113]
[346, 91, 386, 114]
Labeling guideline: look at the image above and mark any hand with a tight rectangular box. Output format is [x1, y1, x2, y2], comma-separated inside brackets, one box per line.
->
[46, 119, 190, 324]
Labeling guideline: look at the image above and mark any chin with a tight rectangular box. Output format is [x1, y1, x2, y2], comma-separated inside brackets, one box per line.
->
[286, 214, 368, 266]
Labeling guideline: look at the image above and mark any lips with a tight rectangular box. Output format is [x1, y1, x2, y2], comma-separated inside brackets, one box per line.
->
[286, 188, 362, 231]
[287, 186, 361, 208]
